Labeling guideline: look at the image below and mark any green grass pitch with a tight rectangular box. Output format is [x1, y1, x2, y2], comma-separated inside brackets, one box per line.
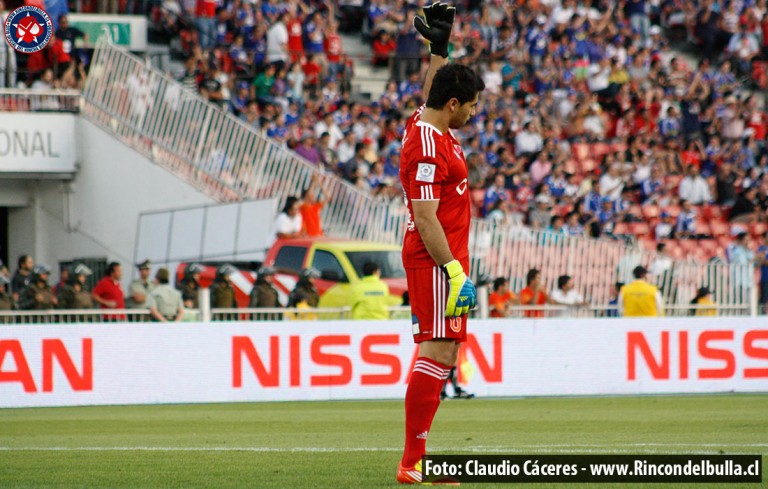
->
[1, 395, 765, 488]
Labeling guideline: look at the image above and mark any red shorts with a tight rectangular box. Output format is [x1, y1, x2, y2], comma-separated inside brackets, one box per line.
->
[405, 257, 469, 344]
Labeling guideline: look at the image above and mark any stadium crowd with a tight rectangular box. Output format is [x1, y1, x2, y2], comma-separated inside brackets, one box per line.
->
[4, 0, 768, 302]
[133, 0, 768, 262]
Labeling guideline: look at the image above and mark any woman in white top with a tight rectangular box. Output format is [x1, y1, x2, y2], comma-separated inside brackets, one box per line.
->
[272, 196, 304, 242]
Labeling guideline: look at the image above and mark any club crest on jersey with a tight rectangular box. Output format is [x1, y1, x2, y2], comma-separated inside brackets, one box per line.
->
[453, 144, 463, 158]
[4, 6, 53, 53]
[416, 163, 436, 183]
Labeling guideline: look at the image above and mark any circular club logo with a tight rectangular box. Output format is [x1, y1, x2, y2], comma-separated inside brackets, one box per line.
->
[4, 6, 53, 53]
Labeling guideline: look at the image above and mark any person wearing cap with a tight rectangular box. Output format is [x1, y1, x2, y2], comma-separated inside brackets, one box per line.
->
[58, 264, 94, 310]
[149, 268, 184, 322]
[689, 287, 716, 316]
[618, 266, 664, 317]
[179, 263, 204, 309]
[18, 265, 57, 311]
[128, 259, 156, 309]
[11, 254, 34, 305]
[210, 264, 238, 311]
[249, 266, 282, 319]
[288, 268, 320, 309]
[350, 262, 390, 320]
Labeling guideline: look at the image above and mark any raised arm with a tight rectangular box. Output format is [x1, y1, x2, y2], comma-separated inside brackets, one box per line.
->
[413, 2, 455, 101]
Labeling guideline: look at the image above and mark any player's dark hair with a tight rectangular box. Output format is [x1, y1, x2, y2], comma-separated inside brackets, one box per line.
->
[557, 275, 571, 290]
[425, 64, 485, 110]
[17, 254, 30, 269]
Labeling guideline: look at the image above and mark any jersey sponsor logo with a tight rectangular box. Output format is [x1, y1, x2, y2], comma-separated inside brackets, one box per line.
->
[416, 163, 436, 183]
[4, 6, 53, 53]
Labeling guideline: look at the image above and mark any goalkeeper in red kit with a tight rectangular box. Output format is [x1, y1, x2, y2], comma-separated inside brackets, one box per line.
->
[396, 2, 485, 484]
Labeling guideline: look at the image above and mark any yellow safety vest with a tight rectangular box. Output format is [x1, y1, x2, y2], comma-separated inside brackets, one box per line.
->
[351, 275, 390, 320]
[621, 280, 659, 317]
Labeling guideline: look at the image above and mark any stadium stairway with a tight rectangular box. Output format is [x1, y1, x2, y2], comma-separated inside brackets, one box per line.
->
[339, 32, 389, 101]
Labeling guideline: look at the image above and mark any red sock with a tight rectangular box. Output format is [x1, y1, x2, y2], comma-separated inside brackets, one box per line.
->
[401, 357, 451, 468]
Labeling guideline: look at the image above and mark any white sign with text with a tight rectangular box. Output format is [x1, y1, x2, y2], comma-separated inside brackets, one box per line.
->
[0, 317, 766, 407]
[0, 113, 76, 173]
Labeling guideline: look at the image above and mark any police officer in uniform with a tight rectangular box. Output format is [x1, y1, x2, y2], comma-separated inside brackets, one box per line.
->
[249, 266, 282, 320]
[58, 264, 94, 310]
[289, 268, 320, 308]
[18, 265, 57, 314]
[149, 268, 184, 322]
[128, 259, 156, 309]
[210, 264, 238, 320]
[179, 263, 204, 309]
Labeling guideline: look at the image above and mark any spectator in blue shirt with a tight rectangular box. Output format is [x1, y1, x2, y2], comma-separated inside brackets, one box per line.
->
[675, 200, 697, 239]
[583, 180, 603, 217]
[483, 173, 509, 218]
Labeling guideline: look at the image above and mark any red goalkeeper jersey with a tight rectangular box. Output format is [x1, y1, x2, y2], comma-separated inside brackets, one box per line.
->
[400, 106, 471, 269]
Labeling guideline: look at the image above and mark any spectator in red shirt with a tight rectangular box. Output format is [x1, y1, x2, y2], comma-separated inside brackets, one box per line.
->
[324, 20, 344, 80]
[372, 30, 396, 68]
[92, 262, 126, 321]
[518, 268, 554, 318]
[301, 54, 322, 97]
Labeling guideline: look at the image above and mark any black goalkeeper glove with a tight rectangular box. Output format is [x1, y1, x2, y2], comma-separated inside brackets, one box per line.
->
[413, 2, 456, 58]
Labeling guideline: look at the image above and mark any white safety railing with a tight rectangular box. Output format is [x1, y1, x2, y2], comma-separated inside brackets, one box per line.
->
[79, 38, 758, 314]
[0, 88, 81, 112]
[0, 302, 751, 325]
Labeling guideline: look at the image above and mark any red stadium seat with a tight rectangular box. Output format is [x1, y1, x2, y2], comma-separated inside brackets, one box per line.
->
[750, 222, 767, 237]
[717, 235, 732, 249]
[573, 143, 590, 161]
[580, 158, 598, 173]
[695, 220, 711, 236]
[639, 237, 657, 252]
[629, 222, 651, 237]
[613, 222, 629, 235]
[666, 175, 683, 191]
[708, 220, 729, 237]
[592, 143, 610, 158]
[663, 240, 684, 259]
[702, 205, 723, 222]
[699, 239, 718, 256]
[642, 204, 660, 220]
[661, 205, 681, 219]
